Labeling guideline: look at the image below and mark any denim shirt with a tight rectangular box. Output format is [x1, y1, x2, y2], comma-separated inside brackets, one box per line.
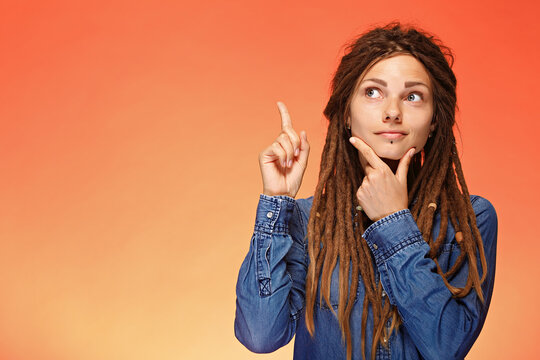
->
[234, 194, 497, 360]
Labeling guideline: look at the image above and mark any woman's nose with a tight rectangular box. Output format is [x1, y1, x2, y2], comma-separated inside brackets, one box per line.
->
[383, 99, 402, 123]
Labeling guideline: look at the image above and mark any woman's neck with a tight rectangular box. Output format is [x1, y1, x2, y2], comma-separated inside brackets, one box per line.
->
[381, 155, 422, 196]
[382, 158, 400, 173]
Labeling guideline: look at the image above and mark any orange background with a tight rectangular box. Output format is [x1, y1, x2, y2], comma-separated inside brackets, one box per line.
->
[1, 1, 539, 359]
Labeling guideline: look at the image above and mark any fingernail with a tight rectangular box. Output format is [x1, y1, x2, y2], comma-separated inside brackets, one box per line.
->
[288, 159, 293, 167]
[282, 161, 286, 167]
[349, 137, 355, 144]
[295, 148, 299, 156]
[410, 148, 415, 157]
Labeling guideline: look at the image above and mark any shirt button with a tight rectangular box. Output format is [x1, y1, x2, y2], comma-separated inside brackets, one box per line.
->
[373, 243, 378, 250]
[382, 290, 386, 297]
[266, 211, 273, 218]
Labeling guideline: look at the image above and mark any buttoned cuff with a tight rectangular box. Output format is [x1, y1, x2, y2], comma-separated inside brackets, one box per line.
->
[362, 209, 424, 266]
[254, 194, 296, 234]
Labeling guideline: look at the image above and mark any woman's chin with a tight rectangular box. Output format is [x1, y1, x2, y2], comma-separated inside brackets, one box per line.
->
[374, 149, 405, 161]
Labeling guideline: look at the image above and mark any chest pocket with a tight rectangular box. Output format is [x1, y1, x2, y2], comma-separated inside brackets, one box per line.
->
[431, 218, 468, 283]
[435, 240, 472, 288]
[437, 242, 460, 269]
[314, 258, 364, 310]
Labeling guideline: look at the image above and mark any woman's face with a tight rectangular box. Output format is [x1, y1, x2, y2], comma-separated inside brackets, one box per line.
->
[348, 54, 435, 161]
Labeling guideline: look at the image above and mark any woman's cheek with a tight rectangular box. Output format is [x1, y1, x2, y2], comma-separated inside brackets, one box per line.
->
[414, 131, 430, 151]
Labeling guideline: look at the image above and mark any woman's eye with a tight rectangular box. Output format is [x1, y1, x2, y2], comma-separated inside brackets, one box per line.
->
[366, 88, 381, 98]
[407, 93, 422, 102]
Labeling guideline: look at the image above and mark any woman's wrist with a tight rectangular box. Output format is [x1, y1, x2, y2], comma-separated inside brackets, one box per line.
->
[262, 190, 296, 198]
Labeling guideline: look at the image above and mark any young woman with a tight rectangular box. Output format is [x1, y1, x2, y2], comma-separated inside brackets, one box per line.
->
[234, 22, 497, 360]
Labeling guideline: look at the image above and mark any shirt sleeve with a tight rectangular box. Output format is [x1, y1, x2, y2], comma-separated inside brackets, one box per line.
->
[234, 194, 308, 353]
[362, 196, 497, 360]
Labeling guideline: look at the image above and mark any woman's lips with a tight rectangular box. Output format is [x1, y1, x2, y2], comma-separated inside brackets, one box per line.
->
[377, 132, 406, 140]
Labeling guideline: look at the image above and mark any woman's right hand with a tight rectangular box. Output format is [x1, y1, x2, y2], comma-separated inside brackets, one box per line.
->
[258, 101, 310, 198]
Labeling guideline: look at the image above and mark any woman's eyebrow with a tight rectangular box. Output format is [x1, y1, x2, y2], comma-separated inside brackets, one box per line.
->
[404, 81, 429, 89]
[361, 78, 429, 89]
[362, 78, 387, 87]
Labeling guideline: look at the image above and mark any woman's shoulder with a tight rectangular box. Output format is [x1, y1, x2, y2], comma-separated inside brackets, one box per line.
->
[468, 195, 498, 249]
[469, 194, 497, 220]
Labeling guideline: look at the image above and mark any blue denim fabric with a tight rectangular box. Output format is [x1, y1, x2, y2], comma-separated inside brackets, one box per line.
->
[235, 194, 497, 360]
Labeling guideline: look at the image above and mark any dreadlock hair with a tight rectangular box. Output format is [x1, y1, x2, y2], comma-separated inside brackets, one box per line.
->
[304, 21, 489, 360]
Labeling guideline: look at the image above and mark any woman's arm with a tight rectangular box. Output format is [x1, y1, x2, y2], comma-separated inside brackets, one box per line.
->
[234, 194, 308, 353]
[362, 195, 497, 360]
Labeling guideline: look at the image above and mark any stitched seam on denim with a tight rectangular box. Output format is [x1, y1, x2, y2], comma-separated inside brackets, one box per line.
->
[440, 242, 458, 254]
[294, 201, 309, 264]
[316, 296, 359, 309]
[259, 234, 275, 297]
[256, 233, 270, 281]
[379, 265, 396, 305]
[264, 239, 271, 272]
[291, 306, 303, 321]
[374, 234, 424, 265]
[293, 202, 306, 248]
[286, 272, 303, 320]
[258, 278, 271, 297]
[260, 193, 296, 205]
[314, 276, 360, 309]
[254, 223, 289, 234]
[256, 234, 271, 297]
[363, 209, 411, 239]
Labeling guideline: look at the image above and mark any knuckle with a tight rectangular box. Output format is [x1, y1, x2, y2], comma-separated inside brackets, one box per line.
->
[284, 137, 294, 149]
[288, 129, 299, 142]
[281, 140, 291, 151]
[281, 133, 291, 145]
[272, 143, 282, 155]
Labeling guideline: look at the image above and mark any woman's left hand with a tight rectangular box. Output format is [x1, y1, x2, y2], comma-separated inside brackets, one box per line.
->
[349, 136, 415, 222]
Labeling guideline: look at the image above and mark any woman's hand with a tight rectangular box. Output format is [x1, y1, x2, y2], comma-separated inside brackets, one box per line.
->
[259, 102, 310, 198]
[349, 136, 414, 222]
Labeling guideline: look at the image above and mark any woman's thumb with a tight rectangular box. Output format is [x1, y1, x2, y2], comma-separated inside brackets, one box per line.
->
[298, 130, 310, 165]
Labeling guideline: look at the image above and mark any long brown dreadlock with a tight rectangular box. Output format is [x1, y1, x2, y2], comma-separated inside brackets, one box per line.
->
[304, 22, 488, 360]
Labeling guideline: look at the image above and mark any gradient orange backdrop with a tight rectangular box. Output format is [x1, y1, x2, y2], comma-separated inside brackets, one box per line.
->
[1, 1, 539, 359]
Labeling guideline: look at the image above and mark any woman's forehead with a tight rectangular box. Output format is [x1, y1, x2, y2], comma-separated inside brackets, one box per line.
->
[362, 54, 432, 87]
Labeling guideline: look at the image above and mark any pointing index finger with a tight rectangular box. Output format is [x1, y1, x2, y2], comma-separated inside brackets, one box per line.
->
[349, 136, 386, 170]
[277, 101, 292, 130]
